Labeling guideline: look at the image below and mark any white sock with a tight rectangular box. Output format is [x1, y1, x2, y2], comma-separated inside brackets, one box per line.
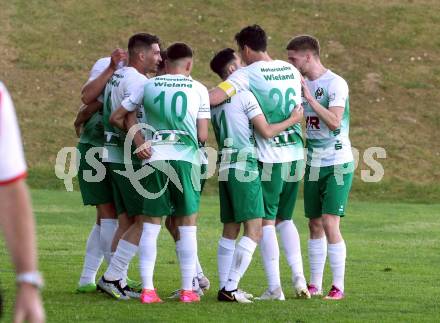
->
[276, 220, 305, 283]
[192, 273, 200, 291]
[196, 256, 204, 278]
[328, 240, 346, 292]
[139, 223, 161, 290]
[100, 219, 118, 264]
[104, 239, 138, 284]
[217, 237, 236, 289]
[225, 236, 257, 291]
[308, 237, 327, 291]
[260, 225, 281, 291]
[176, 226, 197, 291]
[79, 224, 103, 285]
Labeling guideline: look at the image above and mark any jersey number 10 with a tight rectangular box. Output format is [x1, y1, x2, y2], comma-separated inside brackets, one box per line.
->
[154, 91, 188, 122]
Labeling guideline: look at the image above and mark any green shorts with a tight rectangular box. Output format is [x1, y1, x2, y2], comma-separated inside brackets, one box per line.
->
[142, 160, 201, 217]
[77, 143, 113, 206]
[304, 162, 354, 218]
[219, 168, 265, 224]
[108, 162, 144, 217]
[259, 160, 304, 221]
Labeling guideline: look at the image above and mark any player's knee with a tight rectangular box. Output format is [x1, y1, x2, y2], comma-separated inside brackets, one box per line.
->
[246, 228, 262, 243]
[308, 218, 324, 238]
[222, 223, 240, 240]
[244, 222, 262, 243]
[308, 218, 321, 231]
[322, 214, 339, 229]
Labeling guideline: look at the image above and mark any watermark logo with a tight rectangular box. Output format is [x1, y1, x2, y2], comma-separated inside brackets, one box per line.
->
[55, 124, 387, 197]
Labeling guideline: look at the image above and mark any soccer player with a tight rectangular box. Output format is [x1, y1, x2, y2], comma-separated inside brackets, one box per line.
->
[210, 48, 304, 303]
[96, 33, 162, 300]
[209, 25, 310, 300]
[286, 35, 353, 300]
[123, 42, 210, 303]
[0, 81, 45, 323]
[74, 49, 126, 293]
[158, 50, 211, 297]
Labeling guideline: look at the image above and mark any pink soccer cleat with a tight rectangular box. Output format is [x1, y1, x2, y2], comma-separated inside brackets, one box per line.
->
[323, 285, 344, 300]
[307, 284, 323, 297]
[179, 290, 201, 303]
[140, 289, 163, 304]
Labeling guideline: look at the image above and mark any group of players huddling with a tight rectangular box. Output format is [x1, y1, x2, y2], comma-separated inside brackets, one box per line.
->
[74, 24, 353, 304]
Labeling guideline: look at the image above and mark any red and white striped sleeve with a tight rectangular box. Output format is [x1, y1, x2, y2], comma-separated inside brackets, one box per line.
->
[0, 82, 27, 186]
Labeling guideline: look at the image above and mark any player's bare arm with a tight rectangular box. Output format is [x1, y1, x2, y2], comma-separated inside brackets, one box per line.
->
[124, 110, 151, 160]
[197, 118, 209, 144]
[252, 104, 303, 139]
[81, 48, 127, 105]
[0, 180, 45, 323]
[73, 101, 103, 137]
[209, 87, 229, 107]
[109, 105, 129, 130]
[301, 76, 343, 131]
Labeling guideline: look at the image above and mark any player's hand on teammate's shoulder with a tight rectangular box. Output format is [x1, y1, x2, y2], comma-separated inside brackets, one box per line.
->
[14, 283, 45, 323]
[290, 104, 304, 124]
[109, 48, 127, 71]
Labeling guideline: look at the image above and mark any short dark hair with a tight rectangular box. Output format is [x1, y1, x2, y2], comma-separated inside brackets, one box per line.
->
[286, 35, 320, 56]
[166, 43, 193, 61]
[235, 24, 267, 52]
[210, 48, 236, 79]
[157, 50, 167, 70]
[127, 33, 160, 56]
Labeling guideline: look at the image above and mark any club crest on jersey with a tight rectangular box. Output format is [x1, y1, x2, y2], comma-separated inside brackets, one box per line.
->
[315, 87, 324, 100]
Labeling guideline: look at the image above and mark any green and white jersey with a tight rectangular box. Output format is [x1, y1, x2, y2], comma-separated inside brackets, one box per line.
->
[102, 66, 148, 164]
[211, 90, 263, 173]
[126, 74, 211, 165]
[222, 60, 304, 163]
[79, 57, 111, 147]
[303, 70, 353, 167]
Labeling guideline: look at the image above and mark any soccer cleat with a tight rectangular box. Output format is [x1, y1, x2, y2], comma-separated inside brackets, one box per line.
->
[323, 285, 344, 300]
[179, 290, 201, 303]
[198, 275, 210, 291]
[123, 285, 141, 299]
[76, 283, 97, 293]
[192, 277, 205, 296]
[294, 277, 311, 299]
[218, 288, 253, 303]
[255, 287, 285, 301]
[167, 287, 204, 299]
[238, 289, 253, 300]
[140, 289, 163, 304]
[126, 278, 142, 292]
[307, 284, 323, 297]
[167, 282, 204, 300]
[97, 276, 129, 300]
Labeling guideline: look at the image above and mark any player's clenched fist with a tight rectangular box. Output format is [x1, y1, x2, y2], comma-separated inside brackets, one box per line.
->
[109, 48, 127, 71]
[134, 141, 152, 160]
[290, 104, 303, 124]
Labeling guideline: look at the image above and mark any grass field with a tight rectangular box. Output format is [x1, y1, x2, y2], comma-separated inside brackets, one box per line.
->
[0, 189, 439, 322]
